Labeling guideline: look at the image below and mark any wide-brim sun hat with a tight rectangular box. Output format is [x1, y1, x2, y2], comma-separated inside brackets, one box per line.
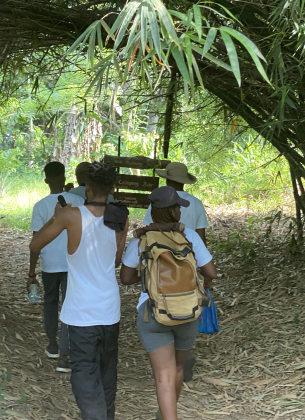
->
[148, 186, 190, 208]
[155, 162, 197, 185]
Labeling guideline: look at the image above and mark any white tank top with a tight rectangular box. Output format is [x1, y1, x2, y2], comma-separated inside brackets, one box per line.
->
[60, 206, 120, 326]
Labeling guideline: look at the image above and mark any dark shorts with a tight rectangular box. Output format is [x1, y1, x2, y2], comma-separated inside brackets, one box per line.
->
[136, 301, 199, 353]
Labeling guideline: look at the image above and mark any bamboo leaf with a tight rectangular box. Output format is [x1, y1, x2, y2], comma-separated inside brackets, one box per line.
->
[221, 27, 270, 84]
[184, 35, 193, 68]
[220, 29, 241, 86]
[143, 47, 157, 60]
[100, 19, 115, 42]
[96, 23, 103, 52]
[188, 61, 195, 98]
[67, 21, 97, 55]
[155, 47, 171, 87]
[168, 10, 187, 21]
[205, 53, 233, 71]
[193, 4, 202, 39]
[188, 34, 207, 45]
[200, 5, 241, 24]
[141, 3, 148, 54]
[85, 56, 111, 94]
[202, 27, 217, 57]
[147, 3, 162, 58]
[128, 43, 139, 71]
[113, 54, 123, 81]
[171, 45, 191, 84]
[192, 54, 204, 89]
[151, 0, 179, 44]
[192, 44, 233, 71]
[107, 2, 139, 40]
[187, 9, 193, 30]
[113, 2, 141, 49]
[125, 14, 140, 52]
[221, 27, 266, 61]
[88, 26, 97, 67]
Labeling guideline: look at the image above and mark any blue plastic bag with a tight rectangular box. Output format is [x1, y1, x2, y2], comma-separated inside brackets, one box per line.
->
[198, 288, 219, 334]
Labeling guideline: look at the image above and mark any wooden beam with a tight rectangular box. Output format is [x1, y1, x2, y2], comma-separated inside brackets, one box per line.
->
[104, 155, 170, 169]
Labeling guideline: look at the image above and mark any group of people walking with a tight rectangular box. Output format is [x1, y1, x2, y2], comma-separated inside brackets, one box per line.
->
[28, 159, 216, 420]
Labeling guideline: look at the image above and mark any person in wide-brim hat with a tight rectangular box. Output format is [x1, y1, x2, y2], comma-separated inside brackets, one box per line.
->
[144, 161, 208, 245]
[155, 162, 197, 185]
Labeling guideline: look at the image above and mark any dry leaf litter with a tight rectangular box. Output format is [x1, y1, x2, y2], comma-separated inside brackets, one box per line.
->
[1, 208, 305, 419]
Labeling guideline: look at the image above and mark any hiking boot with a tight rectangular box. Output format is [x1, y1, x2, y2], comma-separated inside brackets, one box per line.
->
[156, 409, 163, 420]
[45, 345, 59, 359]
[183, 352, 196, 382]
[56, 356, 71, 373]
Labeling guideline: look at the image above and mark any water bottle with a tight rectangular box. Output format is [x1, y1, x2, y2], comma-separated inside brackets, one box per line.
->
[29, 284, 40, 303]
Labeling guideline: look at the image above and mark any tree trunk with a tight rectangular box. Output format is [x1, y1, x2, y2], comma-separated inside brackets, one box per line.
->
[163, 71, 176, 159]
[61, 105, 78, 167]
[290, 165, 304, 244]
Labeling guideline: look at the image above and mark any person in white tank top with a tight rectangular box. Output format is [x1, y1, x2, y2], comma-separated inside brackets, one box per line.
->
[30, 162, 129, 420]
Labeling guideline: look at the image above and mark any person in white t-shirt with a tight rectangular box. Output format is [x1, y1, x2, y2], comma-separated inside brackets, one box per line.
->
[121, 186, 216, 420]
[143, 162, 208, 244]
[29, 162, 128, 420]
[69, 161, 115, 203]
[29, 162, 84, 373]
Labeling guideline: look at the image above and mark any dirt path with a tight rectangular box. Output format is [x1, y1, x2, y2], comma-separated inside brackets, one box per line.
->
[1, 216, 305, 420]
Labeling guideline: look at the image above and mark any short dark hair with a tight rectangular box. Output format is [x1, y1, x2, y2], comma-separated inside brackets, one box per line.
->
[76, 162, 91, 185]
[44, 161, 65, 178]
[86, 162, 117, 196]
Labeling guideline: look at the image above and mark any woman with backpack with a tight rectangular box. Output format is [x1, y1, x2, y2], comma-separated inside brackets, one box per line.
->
[120, 186, 217, 420]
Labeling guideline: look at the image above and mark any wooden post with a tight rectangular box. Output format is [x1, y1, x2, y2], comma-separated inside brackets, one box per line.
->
[163, 71, 176, 159]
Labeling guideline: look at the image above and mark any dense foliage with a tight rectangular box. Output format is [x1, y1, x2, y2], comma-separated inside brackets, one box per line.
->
[0, 0, 304, 238]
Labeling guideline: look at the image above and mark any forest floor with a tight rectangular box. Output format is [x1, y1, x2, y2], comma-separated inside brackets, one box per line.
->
[1, 209, 305, 420]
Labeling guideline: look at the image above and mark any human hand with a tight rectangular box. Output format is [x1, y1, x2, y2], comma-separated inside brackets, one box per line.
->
[204, 277, 213, 289]
[64, 183, 74, 192]
[27, 274, 39, 293]
[54, 202, 72, 218]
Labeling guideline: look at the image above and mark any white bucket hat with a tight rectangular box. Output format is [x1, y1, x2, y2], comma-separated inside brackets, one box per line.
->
[155, 162, 197, 185]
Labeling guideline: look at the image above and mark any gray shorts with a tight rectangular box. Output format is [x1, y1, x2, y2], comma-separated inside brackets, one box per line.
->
[136, 301, 199, 353]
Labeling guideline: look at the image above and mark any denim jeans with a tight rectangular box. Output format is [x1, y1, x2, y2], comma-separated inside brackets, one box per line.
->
[68, 323, 120, 420]
[41, 271, 69, 355]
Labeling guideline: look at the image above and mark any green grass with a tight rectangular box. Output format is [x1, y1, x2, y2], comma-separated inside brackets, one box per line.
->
[0, 175, 48, 232]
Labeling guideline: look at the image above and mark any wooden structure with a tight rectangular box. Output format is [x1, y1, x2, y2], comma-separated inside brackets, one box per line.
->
[104, 155, 170, 209]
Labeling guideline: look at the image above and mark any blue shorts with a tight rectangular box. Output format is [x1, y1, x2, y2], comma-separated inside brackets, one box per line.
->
[136, 301, 199, 353]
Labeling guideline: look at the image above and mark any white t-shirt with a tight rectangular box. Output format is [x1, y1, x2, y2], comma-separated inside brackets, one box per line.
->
[69, 185, 87, 200]
[60, 206, 120, 326]
[143, 191, 208, 230]
[69, 185, 115, 203]
[30, 192, 84, 273]
[123, 228, 212, 309]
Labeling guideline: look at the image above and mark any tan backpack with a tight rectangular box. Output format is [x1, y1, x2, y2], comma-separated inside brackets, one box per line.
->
[135, 223, 210, 326]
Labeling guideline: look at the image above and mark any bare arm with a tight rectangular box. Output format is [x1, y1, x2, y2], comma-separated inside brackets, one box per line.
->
[30, 204, 69, 252]
[27, 232, 40, 292]
[120, 264, 141, 285]
[196, 228, 206, 246]
[199, 260, 217, 288]
[115, 218, 129, 268]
